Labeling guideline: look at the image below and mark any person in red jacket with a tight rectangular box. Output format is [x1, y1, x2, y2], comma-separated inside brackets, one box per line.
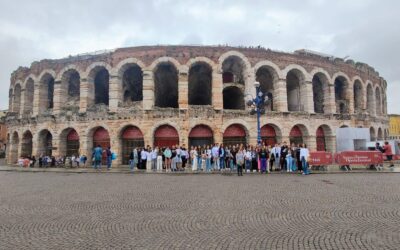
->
[383, 141, 394, 168]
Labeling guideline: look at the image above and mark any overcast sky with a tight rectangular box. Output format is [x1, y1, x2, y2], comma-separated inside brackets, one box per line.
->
[1, 0, 399, 113]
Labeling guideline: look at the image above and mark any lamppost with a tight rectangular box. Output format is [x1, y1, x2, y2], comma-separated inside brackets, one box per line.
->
[247, 81, 269, 145]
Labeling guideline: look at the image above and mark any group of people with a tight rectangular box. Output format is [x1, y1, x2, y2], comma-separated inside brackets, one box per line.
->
[18, 154, 88, 168]
[127, 142, 311, 176]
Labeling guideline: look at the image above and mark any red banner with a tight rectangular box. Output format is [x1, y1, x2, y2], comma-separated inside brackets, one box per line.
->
[335, 151, 383, 165]
[309, 152, 333, 165]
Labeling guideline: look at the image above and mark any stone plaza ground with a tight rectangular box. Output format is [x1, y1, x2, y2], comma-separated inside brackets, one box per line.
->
[0, 172, 399, 249]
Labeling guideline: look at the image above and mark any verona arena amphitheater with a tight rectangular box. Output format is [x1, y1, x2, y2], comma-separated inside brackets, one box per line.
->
[5, 45, 389, 165]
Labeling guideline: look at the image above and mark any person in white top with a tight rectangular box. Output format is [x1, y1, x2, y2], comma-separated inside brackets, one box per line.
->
[156, 150, 163, 171]
[299, 144, 310, 175]
[151, 147, 158, 171]
[191, 146, 198, 171]
[211, 143, 220, 170]
[245, 149, 252, 173]
[206, 146, 212, 172]
[146, 147, 152, 171]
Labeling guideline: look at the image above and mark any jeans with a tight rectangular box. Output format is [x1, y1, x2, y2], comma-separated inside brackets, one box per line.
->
[229, 159, 235, 171]
[206, 158, 212, 171]
[219, 157, 225, 170]
[301, 157, 309, 175]
[237, 164, 243, 176]
[213, 157, 219, 170]
[198, 157, 202, 170]
[94, 160, 101, 170]
[129, 159, 135, 170]
[152, 159, 157, 171]
[286, 156, 293, 172]
[245, 159, 251, 172]
[260, 158, 267, 173]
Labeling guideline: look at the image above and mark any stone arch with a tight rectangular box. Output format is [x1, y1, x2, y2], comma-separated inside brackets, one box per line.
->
[261, 123, 282, 146]
[60, 68, 81, 108]
[255, 63, 280, 111]
[188, 124, 214, 147]
[311, 72, 330, 114]
[218, 51, 251, 73]
[149, 56, 181, 72]
[21, 130, 33, 157]
[23, 78, 35, 115]
[333, 73, 351, 114]
[59, 128, 80, 157]
[223, 123, 248, 146]
[286, 68, 306, 112]
[282, 64, 311, 82]
[37, 129, 53, 156]
[38, 71, 56, 112]
[315, 124, 334, 152]
[353, 79, 364, 113]
[289, 124, 310, 146]
[375, 87, 382, 116]
[366, 83, 375, 115]
[114, 58, 146, 76]
[119, 125, 145, 164]
[370, 127, 376, 141]
[188, 61, 212, 106]
[153, 124, 180, 148]
[186, 57, 217, 71]
[120, 63, 143, 105]
[86, 64, 111, 107]
[153, 61, 179, 108]
[377, 127, 383, 140]
[12, 83, 21, 114]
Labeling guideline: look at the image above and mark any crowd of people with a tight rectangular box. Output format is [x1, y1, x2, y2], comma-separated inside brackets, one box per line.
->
[18, 154, 88, 168]
[127, 142, 311, 176]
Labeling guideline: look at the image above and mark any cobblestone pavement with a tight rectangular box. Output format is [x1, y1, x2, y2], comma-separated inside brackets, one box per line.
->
[0, 172, 399, 249]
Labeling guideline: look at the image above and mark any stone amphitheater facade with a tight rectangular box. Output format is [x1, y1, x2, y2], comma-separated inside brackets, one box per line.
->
[6, 45, 389, 165]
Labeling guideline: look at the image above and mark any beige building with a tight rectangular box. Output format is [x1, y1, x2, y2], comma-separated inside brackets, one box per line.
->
[0, 110, 7, 155]
[6, 46, 389, 165]
[389, 114, 400, 140]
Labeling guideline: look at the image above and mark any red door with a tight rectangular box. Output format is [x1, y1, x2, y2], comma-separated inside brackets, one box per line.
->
[154, 125, 179, 148]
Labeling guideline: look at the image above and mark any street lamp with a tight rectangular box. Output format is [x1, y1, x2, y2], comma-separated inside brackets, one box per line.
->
[247, 81, 269, 145]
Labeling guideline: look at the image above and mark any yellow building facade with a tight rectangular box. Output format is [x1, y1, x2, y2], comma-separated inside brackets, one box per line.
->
[389, 115, 400, 140]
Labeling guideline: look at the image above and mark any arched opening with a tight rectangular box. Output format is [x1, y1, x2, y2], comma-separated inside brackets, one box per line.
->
[221, 56, 246, 85]
[10, 132, 19, 164]
[289, 125, 304, 145]
[189, 125, 214, 147]
[23, 79, 34, 115]
[256, 66, 276, 111]
[334, 76, 349, 114]
[261, 124, 277, 146]
[188, 62, 212, 105]
[38, 130, 53, 156]
[122, 64, 143, 105]
[61, 69, 80, 107]
[21, 131, 33, 157]
[154, 63, 178, 108]
[121, 126, 144, 164]
[286, 70, 304, 112]
[223, 86, 244, 110]
[154, 125, 179, 148]
[13, 84, 21, 114]
[370, 127, 376, 141]
[377, 128, 383, 140]
[66, 129, 80, 157]
[367, 84, 374, 115]
[353, 80, 363, 113]
[92, 127, 110, 164]
[316, 127, 326, 151]
[39, 74, 55, 112]
[94, 68, 109, 106]
[312, 74, 328, 114]
[223, 124, 247, 146]
[375, 87, 382, 116]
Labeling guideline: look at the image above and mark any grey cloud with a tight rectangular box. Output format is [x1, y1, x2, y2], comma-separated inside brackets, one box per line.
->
[0, 0, 399, 113]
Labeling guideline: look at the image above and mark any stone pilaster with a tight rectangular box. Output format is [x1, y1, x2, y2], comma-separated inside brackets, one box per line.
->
[347, 87, 354, 114]
[212, 72, 223, 110]
[79, 78, 90, 113]
[142, 70, 154, 110]
[328, 84, 336, 114]
[275, 79, 288, 112]
[32, 82, 40, 116]
[306, 135, 317, 151]
[53, 80, 63, 115]
[19, 89, 25, 118]
[303, 81, 314, 113]
[109, 75, 121, 112]
[178, 69, 188, 110]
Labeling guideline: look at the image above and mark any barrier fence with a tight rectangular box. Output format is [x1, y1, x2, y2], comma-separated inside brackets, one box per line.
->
[309, 151, 399, 166]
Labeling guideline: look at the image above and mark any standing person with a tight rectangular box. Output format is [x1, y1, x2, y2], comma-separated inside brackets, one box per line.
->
[197, 147, 202, 171]
[141, 148, 147, 170]
[212, 143, 220, 170]
[30, 156, 36, 168]
[105, 146, 112, 170]
[296, 144, 302, 172]
[151, 147, 158, 171]
[181, 146, 188, 169]
[251, 146, 258, 172]
[245, 147, 252, 173]
[300, 144, 310, 175]
[129, 149, 135, 171]
[157, 149, 163, 171]
[280, 142, 289, 171]
[268, 146, 274, 172]
[236, 147, 245, 176]
[93, 145, 103, 170]
[259, 146, 268, 174]
[286, 148, 295, 173]
[231, 145, 237, 172]
[163, 147, 172, 172]
[383, 141, 394, 168]
[146, 147, 152, 171]
[219, 144, 225, 170]
[191, 146, 198, 171]
[206, 145, 212, 172]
